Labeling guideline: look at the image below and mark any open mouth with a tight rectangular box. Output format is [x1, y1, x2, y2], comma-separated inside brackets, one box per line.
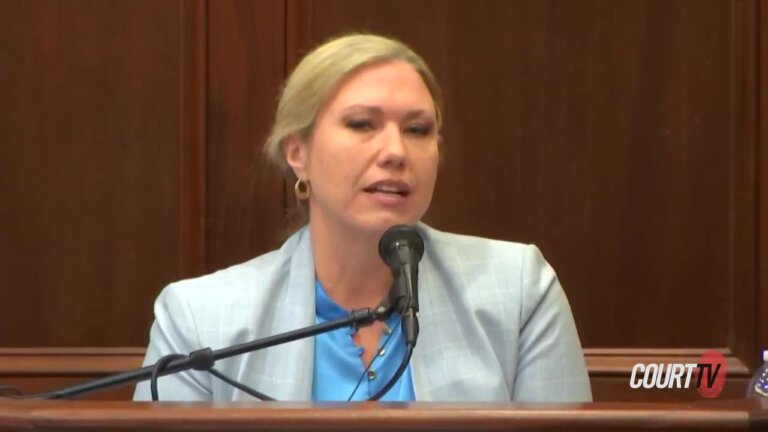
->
[363, 180, 411, 197]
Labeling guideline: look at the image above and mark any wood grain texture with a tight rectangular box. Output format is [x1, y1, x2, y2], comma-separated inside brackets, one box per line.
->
[589, 378, 751, 402]
[0, 400, 763, 432]
[0, 0, 764, 404]
[178, 0, 208, 278]
[283, 0, 752, 355]
[730, 0, 759, 371]
[204, 0, 288, 271]
[0, 0, 189, 347]
[759, 0, 768, 358]
[0, 348, 754, 401]
[0, 348, 144, 375]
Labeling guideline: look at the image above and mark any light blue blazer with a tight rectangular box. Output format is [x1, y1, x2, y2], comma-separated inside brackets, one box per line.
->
[134, 224, 592, 402]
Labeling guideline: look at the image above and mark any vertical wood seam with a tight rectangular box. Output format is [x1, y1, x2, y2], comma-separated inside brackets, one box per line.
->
[178, 0, 207, 278]
[757, 0, 768, 355]
[729, 0, 759, 370]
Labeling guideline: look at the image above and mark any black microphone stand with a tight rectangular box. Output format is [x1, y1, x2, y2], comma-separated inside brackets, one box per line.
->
[31, 305, 393, 400]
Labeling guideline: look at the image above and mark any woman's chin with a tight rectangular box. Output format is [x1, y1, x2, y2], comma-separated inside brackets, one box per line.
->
[353, 214, 420, 236]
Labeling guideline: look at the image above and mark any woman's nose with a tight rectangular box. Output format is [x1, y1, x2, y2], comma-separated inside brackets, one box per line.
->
[378, 124, 406, 168]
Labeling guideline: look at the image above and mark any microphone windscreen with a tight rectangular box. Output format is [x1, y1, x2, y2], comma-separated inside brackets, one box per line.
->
[378, 225, 424, 267]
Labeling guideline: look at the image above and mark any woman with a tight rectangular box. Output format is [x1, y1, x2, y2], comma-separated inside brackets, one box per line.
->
[134, 33, 592, 402]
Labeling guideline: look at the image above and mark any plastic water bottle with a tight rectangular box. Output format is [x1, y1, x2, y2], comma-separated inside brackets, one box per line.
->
[747, 350, 768, 398]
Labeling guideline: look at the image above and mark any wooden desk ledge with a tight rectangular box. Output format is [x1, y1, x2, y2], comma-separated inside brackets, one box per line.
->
[0, 399, 766, 432]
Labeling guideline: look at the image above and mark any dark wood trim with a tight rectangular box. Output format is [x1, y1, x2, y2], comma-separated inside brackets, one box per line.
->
[589, 377, 751, 402]
[178, 0, 207, 278]
[0, 348, 144, 355]
[584, 348, 750, 377]
[0, 349, 145, 377]
[0, 348, 753, 401]
[285, 0, 312, 72]
[0, 347, 750, 378]
[758, 0, 768, 357]
[0, 400, 763, 431]
[730, 0, 759, 372]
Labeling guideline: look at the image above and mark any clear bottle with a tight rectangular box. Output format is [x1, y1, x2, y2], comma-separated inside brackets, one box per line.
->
[747, 350, 768, 398]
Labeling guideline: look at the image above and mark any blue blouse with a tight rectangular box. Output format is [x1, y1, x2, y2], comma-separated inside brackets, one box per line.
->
[312, 280, 415, 401]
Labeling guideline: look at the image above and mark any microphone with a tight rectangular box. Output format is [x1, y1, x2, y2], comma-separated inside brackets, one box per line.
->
[378, 225, 424, 347]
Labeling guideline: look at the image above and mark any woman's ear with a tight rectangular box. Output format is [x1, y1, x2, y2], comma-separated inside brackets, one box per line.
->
[284, 135, 309, 180]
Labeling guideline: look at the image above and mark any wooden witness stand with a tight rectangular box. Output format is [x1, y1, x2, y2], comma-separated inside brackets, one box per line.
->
[0, 399, 767, 431]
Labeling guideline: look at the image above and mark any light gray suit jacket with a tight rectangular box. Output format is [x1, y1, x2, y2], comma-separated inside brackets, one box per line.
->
[134, 224, 592, 402]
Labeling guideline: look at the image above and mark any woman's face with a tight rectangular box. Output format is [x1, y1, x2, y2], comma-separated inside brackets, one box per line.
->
[286, 60, 439, 236]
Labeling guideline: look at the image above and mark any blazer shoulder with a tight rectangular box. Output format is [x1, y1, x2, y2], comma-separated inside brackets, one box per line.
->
[155, 227, 308, 320]
[418, 224, 558, 304]
[419, 223, 532, 262]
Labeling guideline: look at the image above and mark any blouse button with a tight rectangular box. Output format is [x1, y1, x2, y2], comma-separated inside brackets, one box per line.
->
[367, 370, 377, 380]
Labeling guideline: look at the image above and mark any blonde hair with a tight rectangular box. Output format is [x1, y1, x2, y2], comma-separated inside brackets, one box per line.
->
[264, 33, 443, 232]
[265, 33, 444, 174]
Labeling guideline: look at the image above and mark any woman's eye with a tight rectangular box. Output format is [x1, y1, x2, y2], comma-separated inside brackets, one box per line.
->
[346, 119, 375, 131]
[404, 124, 433, 136]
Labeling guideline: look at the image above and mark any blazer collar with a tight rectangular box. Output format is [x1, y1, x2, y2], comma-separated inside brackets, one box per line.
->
[260, 223, 469, 401]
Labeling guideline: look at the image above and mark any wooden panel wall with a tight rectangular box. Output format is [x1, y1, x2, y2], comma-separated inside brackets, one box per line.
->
[206, 0, 288, 270]
[289, 0, 737, 343]
[759, 0, 768, 365]
[0, 0, 765, 402]
[0, 0, 188, 347]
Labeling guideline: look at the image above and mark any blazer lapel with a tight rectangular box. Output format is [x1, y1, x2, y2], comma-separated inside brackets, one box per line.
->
[411, 224, 508, 401]
[277, 227, 316, 400]
[411, 224, 461, 400]
[236, 227, 316, 401]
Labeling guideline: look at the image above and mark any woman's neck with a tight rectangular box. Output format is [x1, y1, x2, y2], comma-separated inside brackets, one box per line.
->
[309, 216, 392, 311]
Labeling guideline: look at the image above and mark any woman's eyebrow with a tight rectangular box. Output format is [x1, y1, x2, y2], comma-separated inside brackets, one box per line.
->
[338, 104, 382, 115]
[339, 104, 434, 120]
[402, 109, 434, 121]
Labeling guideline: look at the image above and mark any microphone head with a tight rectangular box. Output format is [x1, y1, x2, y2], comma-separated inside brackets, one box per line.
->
[378, 225, 425, 268]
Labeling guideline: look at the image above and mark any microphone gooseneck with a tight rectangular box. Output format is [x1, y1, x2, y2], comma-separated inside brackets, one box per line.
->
[347, 225, 426, 402]
[366, 224, 424, 401]
[378, 225, 424, 313]
[377, 225, 424, 348]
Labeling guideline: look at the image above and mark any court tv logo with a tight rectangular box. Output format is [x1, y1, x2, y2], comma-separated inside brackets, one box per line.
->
[629, 350, 726, 398]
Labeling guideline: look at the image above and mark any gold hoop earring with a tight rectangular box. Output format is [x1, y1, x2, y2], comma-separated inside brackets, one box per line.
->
[294, 179, 310, 200]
